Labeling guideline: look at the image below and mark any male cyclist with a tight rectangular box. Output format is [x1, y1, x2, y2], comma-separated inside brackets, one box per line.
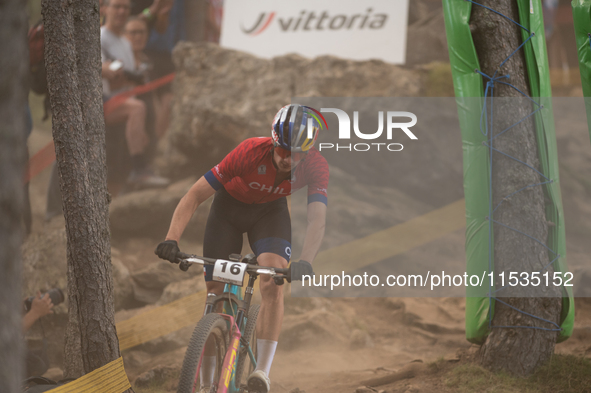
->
[155, 104, 329, 393]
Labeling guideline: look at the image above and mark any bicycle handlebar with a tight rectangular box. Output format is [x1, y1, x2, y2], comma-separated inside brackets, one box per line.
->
[176, 252, 291, 283]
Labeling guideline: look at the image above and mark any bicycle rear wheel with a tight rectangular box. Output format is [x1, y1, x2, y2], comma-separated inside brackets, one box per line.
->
[234, 304, 260, 389]
[177, 313, 229, 393]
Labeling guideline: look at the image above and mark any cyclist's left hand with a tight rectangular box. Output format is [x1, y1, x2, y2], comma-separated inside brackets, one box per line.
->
[290, 260, 314, 281]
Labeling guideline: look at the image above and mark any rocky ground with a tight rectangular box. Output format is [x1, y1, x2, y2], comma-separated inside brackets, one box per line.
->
[22, 1, 591, 390]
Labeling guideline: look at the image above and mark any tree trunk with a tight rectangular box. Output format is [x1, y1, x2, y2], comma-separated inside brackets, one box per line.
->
[470, 0, 562, 376]
[42, 0, 120, 379]
[0, 0, 28, 391]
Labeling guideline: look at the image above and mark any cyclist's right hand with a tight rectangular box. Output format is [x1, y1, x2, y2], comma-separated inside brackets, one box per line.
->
[155, 240, 180, 263]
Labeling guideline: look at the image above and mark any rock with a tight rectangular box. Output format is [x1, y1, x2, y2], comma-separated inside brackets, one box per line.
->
[355, 387, 378, 393]
[112, 256, 135, 310]
[131, 280, 164, 304]
[157, 274, 206, 306]
[133, 365, 180, 389]
[280, 309, 351, 350]
[132, 260, 197, 291]
[122, 350, 151, 370]
[350, 329, 374, 349]
[22, 225, 68, 305]
[43, 367, 63, 381]
[160, 43, 422, 179]
[109, 177, 212, 240]
[386, 298, 464, 335]
[137, 325, 194, 354]
[572, 267, 591, 297]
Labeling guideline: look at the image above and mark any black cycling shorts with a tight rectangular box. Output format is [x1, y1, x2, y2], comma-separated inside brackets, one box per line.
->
[203, 188, 291, 281]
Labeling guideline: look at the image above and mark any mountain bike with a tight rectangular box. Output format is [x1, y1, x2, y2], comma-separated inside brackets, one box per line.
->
[174, 252, 290, 393]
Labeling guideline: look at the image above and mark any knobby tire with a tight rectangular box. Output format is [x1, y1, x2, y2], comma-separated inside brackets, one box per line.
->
[177, 313, 229, 393]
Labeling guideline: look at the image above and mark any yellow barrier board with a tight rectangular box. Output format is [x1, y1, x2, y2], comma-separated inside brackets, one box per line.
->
[47, 357, 130, 393]
[314, 199, 466, 275]
[117, 291, 206, 350]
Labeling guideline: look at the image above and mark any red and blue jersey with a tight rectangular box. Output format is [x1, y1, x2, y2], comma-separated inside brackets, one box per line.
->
[204, 137, 329, 205]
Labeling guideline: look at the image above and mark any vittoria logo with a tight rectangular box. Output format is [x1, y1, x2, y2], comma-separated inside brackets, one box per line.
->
[241, 12, 276, 35]
[241, 8, 388, 36]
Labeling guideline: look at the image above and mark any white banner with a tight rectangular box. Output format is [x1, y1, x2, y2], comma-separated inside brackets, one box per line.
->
[220, 0, 409, 64]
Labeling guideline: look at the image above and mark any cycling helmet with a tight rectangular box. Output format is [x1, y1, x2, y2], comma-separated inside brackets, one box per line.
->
[271, 104, 326, 152]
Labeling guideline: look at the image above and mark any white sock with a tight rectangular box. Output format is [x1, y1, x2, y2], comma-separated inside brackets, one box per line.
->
[200, 356, 216, 387]
[255, 339, 278, 376]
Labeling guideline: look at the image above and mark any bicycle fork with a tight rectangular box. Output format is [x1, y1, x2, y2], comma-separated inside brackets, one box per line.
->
[218, 315, 241, 393]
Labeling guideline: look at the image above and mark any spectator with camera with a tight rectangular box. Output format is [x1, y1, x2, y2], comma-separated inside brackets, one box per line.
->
[22, 289, 63, 378]
[101, 0, 169, 192]
[23, 291, 56, 332]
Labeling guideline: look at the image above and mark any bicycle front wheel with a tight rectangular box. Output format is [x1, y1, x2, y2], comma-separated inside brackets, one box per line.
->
[177, 313, 229, 393]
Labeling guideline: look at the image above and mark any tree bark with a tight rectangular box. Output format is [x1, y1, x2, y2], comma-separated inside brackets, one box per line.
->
[0, 0, 29, 391]
[42, 0, 120, 379]
[470, 0, 561, 376]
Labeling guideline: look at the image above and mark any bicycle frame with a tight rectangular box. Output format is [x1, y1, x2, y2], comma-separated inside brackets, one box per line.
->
[203, 282, 257, 393]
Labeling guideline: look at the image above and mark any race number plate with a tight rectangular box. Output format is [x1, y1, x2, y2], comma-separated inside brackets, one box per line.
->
[212, 260, 247, 286]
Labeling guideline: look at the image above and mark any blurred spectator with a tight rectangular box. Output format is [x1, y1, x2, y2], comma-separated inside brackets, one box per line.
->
[131, 0, 174, 34]
[101, 0, 169, 191]
[136, 0, 182, 108]
[124, 16, 151, 76]
[206, 0, 223, 43]
[125, 16, 172, 139]
[100, 0, 107, 25]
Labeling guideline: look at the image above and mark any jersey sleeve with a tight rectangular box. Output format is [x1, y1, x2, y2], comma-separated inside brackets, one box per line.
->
[305, 153, 329, 205]
[204, 139, 257, 190]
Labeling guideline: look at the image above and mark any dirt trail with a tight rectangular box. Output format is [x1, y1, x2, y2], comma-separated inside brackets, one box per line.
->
[271, 297, 469, 393]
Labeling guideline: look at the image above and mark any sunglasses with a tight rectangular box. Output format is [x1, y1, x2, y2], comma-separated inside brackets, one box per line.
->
[274, 146, 307, 162]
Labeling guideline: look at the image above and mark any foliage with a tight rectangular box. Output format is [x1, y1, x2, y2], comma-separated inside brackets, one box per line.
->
[445, 355, 591, 393]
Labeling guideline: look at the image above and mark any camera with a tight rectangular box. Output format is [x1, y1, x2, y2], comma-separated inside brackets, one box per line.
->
[24, 288, 65, 312]
[123, 70, 146, 85]
[108, 60, 123, 71]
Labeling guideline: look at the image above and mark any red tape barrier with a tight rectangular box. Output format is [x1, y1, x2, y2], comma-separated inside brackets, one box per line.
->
[24, 73, 175, 184]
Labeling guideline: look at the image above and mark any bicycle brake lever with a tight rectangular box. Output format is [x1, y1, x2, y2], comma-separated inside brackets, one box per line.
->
[273, 275, 286, 285]
[179, 260, 190, 272]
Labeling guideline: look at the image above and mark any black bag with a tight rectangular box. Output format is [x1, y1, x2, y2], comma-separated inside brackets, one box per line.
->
[23, 376, 76, 392]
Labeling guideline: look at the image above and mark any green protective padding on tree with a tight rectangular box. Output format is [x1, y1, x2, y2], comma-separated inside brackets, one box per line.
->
[572, 0, 591, 141]
[443, 0, 574, 344]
